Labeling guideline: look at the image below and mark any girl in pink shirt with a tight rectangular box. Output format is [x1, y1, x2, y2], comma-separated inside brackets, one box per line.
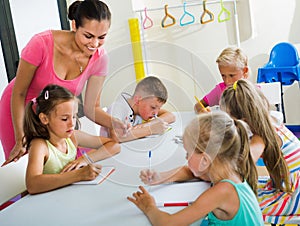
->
[194, 47, 249, 113]
[0, 0, 126, 165]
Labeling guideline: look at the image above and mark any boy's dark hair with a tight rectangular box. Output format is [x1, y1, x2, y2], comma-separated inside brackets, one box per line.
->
[134, 76, 168, 103]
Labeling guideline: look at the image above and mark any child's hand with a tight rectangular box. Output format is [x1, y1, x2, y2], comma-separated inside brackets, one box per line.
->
[127, 186, 156, 214]
[149, 118, 168, 134]
[79, 163, 102, 181]
[61, 157, 87, 172]
[140, 169, 161, 185]
[194, 103, 210, 114]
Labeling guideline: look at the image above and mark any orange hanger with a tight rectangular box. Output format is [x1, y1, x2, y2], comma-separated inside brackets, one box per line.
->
[161, 4, 176, 28]
[200, 0, 214, 24]
[143, 7, 154, 29]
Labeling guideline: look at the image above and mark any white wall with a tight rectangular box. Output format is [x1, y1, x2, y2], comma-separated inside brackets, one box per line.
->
[10, 0, 61, 51]
[1, 0, 299, 125]
[101, 0, 300, 124]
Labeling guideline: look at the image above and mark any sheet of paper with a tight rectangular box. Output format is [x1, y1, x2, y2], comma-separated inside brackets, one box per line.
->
[149, 181, 211, 205]
[73, 166, 115, 185]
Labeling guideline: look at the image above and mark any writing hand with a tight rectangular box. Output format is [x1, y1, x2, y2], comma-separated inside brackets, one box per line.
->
[140, 169, 161, 185]
[149, 117, 168, 135]
[80, 163, 102, 181]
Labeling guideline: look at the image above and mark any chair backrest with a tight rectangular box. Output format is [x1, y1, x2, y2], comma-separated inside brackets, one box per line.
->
[268, 42, 300, 67]
[0, 155, 28, 206]
[257, 82, 281, 106]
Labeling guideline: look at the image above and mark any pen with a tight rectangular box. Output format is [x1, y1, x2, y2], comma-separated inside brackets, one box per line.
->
[148, 150, 152, 185]
[156, 202, 193, 207]
[194, 96, 206, 109]
[81, 150, 94, 164]
[148, 151, 152, 172]
[165, 127, 172, 132]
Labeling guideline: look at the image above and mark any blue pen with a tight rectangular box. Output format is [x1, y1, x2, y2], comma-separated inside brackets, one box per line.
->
[148, 151, 152, 172]
[148, 151, 152, 185]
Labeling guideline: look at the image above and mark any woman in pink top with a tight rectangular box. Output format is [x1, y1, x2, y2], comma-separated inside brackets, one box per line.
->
[194, 47, 249, 113]
[0, 0, 125, 165]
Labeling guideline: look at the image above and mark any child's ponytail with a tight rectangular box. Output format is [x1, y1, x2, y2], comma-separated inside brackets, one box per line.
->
[234, 119, 258, 195]
[23, 99, 49, 150]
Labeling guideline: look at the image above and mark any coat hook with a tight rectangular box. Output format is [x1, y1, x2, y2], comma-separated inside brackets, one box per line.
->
[143, 7, 154, 29]
[200, 0, 214, 24]
[218, 0, 231, 22]
[161, 4, 176, 28]
[180, 2, 195, 26]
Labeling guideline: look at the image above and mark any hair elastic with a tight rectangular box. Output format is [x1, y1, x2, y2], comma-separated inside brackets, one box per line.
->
[31, 97, 38, 114]
[44, 90, 49, 100]
[233, 81, 238, 90]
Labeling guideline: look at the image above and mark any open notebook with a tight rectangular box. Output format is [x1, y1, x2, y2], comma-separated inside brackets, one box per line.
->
[73, 166, 115, 185]
[149, 181, 211, 207]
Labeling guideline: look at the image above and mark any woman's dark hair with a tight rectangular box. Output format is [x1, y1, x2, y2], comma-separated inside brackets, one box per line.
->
[68, 0, 111, 28]
[23, 84, 79, 150]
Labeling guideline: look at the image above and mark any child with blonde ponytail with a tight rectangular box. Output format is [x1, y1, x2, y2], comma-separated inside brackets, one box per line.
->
[220, 79, 300, 224]
[128, 112, 263, 225]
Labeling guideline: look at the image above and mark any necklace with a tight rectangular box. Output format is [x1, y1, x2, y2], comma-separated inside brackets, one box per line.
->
[75, 57, 83, 73]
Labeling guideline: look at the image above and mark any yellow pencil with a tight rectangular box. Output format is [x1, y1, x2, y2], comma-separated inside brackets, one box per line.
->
[194, 96, 206, 109]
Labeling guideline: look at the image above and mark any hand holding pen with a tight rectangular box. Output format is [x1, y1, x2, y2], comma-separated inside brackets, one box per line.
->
[140, 169, 161, 185]
[148, 116, 168, 135]
[194, 96, 209, 113]
[79, 150, 102, 181]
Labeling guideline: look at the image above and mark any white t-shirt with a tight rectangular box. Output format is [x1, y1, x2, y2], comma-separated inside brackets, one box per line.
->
[100, 93, 142, 137]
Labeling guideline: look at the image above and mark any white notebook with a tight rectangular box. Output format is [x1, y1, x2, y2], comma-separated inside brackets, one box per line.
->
[149, 181, 211, 207]
[73, 166, 115, 185]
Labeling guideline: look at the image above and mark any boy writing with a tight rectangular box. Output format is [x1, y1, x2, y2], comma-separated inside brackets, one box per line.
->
[101, 76, 176, 142]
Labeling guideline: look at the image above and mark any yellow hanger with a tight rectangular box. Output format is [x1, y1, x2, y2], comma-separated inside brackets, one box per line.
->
[143, 7, 154, 29]
[200, 0, 214, 24]
[161, 4, 176, 28]
[218, 0, 231, 22]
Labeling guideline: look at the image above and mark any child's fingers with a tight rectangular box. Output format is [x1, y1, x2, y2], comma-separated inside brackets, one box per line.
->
[138, 185, 148, 194]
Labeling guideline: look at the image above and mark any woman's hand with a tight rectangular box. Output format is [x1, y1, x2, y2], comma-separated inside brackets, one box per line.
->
[2, 141, 27, 166]
[112, 117, 128, 137]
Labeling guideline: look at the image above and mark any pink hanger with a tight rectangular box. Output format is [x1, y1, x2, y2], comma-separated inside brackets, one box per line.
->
[143, 7, 154, 29]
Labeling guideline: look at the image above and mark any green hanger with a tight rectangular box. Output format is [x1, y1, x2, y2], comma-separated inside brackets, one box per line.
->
[218, 0, 231, 22]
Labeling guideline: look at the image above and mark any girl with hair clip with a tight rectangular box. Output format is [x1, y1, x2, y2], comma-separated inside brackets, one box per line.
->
[220, 79, 300, 224]
[0, 0, 126, 166]
[24, 85, 120, 194]
[128, 112, 264, 225]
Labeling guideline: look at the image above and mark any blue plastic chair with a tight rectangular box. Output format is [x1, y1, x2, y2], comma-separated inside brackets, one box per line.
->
[257, 42, 300, 122]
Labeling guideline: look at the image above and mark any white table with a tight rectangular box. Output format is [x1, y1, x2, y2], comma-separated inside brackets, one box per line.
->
[0, 112, 209, 226]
